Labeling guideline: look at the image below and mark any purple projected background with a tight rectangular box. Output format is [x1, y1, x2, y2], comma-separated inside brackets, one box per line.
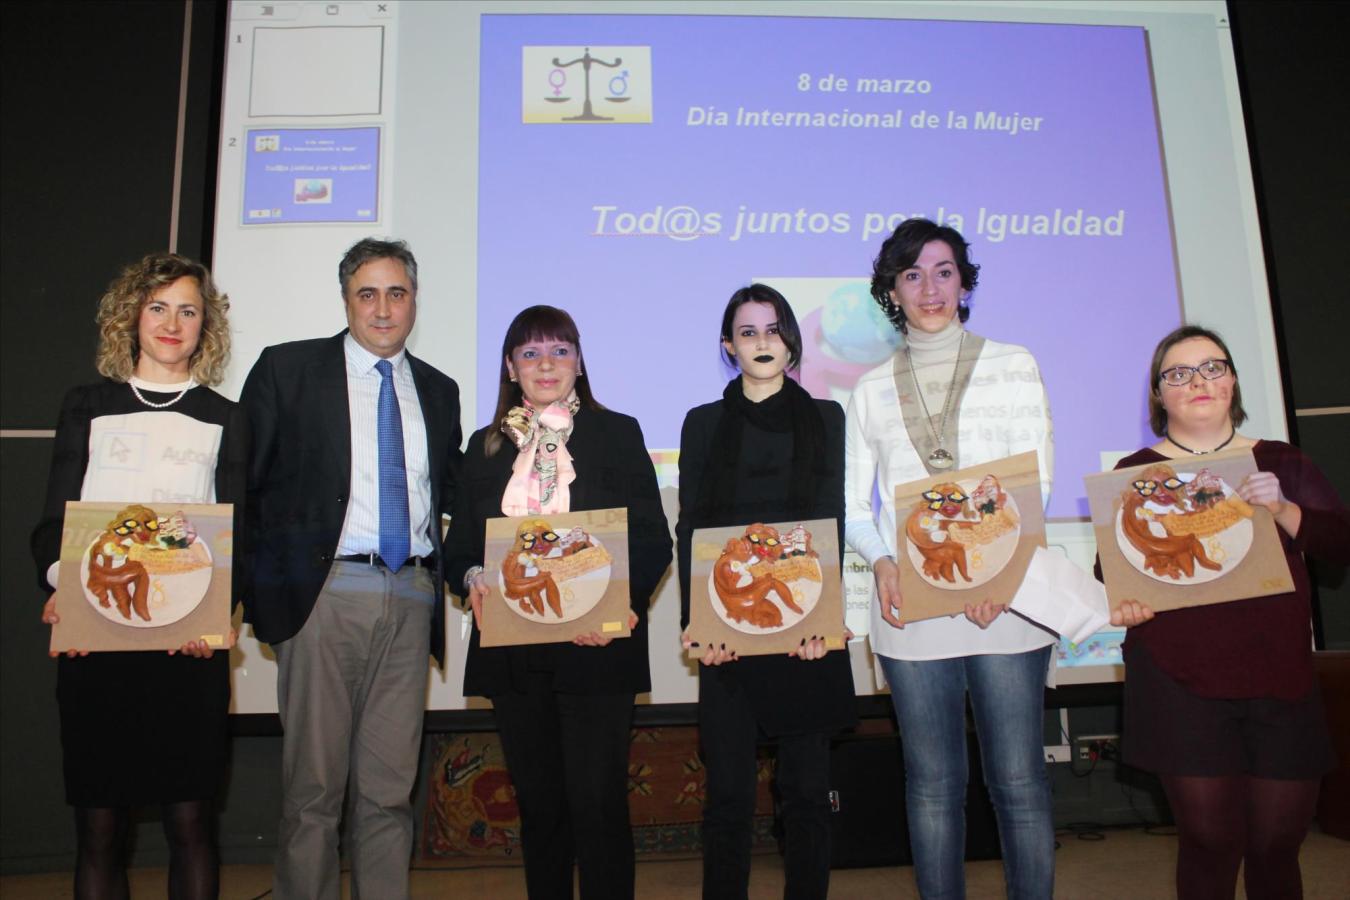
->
[477, 15, 1179, 519]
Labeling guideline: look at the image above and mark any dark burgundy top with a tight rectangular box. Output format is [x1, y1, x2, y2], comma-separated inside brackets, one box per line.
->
[1119, 440, 1350, 699]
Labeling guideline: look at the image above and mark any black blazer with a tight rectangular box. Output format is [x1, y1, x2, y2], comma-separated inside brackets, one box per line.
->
[443, 407, 672, 697]
[241, 332, 462, 664]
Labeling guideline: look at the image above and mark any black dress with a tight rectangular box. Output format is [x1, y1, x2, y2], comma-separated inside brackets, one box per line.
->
[31, 380, 248, 806]
[675, 391, 856, 736]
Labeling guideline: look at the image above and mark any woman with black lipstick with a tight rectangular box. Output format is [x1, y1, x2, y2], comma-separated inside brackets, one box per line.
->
[676, 284, 855, 900]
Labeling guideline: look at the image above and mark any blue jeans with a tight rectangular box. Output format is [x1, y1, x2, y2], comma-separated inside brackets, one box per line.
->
[880, 647, 1054, 900]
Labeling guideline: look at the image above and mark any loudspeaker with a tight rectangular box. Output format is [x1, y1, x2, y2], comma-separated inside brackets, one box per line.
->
[826, 731, 910, 868]
[824, 730, 1004, 869]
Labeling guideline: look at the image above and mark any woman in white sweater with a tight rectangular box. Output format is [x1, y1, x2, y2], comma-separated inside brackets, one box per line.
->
[845, 219, 1056, 900]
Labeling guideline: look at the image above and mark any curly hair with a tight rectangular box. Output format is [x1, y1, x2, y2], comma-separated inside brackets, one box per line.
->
[95, 253, 231, 386]
[870, 218, 980, 333]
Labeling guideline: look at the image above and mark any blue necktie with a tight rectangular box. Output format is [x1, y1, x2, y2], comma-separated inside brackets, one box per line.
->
[375, 359, 410, 571]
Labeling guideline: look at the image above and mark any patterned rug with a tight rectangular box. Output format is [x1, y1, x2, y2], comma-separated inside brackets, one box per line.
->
[419, 725, 777, 866]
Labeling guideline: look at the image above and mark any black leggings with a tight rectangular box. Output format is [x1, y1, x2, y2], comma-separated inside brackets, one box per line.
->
[74, 800, 219, 900]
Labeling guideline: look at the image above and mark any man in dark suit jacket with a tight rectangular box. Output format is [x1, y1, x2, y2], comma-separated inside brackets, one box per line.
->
[241, 238, 462, 900]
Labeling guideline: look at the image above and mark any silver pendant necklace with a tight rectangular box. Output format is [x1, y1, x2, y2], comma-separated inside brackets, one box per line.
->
[129, 377, 194, 409]
[906, 331, 964, 470]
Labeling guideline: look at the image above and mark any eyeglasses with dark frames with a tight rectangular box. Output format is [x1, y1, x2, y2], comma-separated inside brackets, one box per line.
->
[1158, 358, 1231, 387]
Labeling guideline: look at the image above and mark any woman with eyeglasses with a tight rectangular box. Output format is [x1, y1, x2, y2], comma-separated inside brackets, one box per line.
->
[1109, 325, 1349, 900]
[443, 305, 671, 900]
[31, 253, 245, 899]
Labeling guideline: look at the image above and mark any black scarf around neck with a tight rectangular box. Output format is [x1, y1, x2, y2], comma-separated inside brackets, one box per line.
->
[695, 375, 826, 523]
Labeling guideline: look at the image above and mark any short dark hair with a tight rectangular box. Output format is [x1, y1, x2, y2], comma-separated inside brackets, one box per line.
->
[484, 305, 604, 456]
[719, 283, 803, 371]
[1147, 324, 1248, 436]
[870, 218, 979, 332]
[338, 237, 418, 296]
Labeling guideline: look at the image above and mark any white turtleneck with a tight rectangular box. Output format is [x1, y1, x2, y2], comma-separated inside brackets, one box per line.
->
[904, 317, 965, 361]
[844, 325, 1057, 661]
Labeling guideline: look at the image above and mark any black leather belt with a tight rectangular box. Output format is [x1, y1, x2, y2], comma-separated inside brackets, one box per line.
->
[334, 553, 432, 569]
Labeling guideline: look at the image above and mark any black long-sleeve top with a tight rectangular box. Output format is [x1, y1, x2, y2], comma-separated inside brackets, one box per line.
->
[675, 393, 857, 736]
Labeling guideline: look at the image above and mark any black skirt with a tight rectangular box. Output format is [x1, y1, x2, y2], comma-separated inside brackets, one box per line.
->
[57, 650, 229, 807]
[1122, 644, 1335, 779]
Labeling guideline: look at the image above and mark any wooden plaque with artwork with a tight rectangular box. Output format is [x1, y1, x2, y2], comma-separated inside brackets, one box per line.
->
[1085, 447, 1293, 613]
[686, 518, 845, 657]
[480, 508, 632, 647]
[893, 450, 1045, 623]
[49, 501, 234, 652]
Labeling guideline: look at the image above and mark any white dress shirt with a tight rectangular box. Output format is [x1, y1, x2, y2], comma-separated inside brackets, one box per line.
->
[336, 334, 434, 559]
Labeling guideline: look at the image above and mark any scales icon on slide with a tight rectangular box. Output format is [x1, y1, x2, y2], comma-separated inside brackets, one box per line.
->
[545, 47, 630, 121]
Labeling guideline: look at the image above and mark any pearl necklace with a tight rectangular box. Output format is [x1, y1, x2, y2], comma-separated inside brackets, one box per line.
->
[129, 377, 195, 409]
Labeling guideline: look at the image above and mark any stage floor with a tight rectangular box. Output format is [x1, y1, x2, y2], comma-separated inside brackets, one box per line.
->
[3, 824, 1348, 899]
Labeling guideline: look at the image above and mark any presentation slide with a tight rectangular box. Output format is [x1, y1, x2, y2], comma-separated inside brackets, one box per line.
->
[213, 1, 1280, 713]
[476, 14, 1176, 522]
[242, 127, 381, 224]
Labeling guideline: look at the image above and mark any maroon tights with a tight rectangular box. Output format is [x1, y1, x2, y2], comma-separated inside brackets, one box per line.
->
[1161, 774, 1320, 900]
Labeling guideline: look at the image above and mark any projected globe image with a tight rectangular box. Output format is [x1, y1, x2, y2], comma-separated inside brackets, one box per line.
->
[797, 282, 901, 404]
[820, 283, 900, 363]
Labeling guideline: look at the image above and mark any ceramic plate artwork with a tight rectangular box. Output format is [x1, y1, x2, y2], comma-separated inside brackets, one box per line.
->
[498, 518, 613, 624]
[1114, 463, 1253, 585]
[904, 474, 1021, 591]
[79, 506, 213, 628]
[706, 522, 824, 635]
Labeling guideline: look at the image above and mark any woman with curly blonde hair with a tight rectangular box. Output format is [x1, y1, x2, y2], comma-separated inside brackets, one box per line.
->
[32, 252, 247, 899]
[93, 252, 232, 386]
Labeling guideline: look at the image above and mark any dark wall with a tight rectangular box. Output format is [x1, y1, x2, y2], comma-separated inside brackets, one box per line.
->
[1229, 0, 1350, 648]
[0, 0, 272, 873]
[2, 0, 186, 869]
[1, 0, 1346, 873]
[2, 2, 183, 427]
